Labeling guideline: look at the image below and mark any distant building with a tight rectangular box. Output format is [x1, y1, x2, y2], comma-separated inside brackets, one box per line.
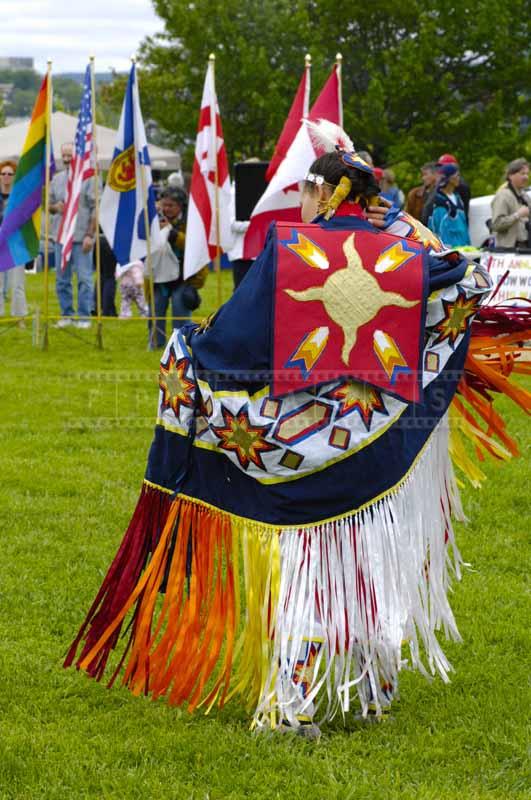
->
[0, 57, 34, 70]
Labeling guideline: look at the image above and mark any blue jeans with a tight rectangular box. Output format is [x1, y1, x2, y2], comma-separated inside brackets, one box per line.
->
[55, 242, 94, 318]
[150, 281, 191, 348]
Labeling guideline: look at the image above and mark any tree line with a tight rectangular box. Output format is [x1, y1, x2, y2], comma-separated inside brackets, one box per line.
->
[113, 0, 528, 196]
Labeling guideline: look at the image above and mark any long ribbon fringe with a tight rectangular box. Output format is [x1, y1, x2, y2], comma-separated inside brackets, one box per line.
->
[67, 417, 466, 725]
[450, 310, 531, 485]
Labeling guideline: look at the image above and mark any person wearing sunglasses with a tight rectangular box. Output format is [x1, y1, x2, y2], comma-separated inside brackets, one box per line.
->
[0, 160, 28, 324]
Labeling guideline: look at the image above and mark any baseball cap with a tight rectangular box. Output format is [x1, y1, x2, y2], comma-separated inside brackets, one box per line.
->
[438, 153, 458, 165]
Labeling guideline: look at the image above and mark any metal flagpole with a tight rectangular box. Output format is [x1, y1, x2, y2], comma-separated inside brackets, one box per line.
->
[90, 56, 103, 350]
[133, 58, 156, 348]
[209, 53, 222, 310]
[304, 53, 311, 121]
[335, 52, 343, 129]
[42, 59, 53, 350]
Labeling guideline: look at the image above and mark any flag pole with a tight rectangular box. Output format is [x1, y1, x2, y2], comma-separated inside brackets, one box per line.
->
[209, 53, 222, 310]
[42, 59, 53, 350]
[133, 58, 156, 348]
[304, 53, 311, 118]
[335, 52, 343, 128]
[90, 55, 103, 350]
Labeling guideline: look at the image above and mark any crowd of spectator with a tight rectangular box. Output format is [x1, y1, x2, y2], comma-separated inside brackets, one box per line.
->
[1, 143, 529, 346]
[377, 152, 530, 250]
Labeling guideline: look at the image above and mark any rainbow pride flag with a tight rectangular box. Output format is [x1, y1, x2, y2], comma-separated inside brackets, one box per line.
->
[0, 74, 53, 272]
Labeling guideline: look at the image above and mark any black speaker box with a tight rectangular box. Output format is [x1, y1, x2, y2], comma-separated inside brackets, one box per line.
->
[234, 161, 270, 220]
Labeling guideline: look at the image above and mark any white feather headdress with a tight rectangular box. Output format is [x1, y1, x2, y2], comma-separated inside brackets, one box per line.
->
[303, 118, 355, 154]
[303, 118, 374, 176]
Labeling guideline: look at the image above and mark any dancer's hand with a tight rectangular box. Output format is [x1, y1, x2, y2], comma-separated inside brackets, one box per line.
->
[81, 234, 93, 253]
[367, 198, 392, 229]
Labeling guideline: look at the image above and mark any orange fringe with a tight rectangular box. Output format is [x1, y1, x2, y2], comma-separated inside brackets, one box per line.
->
[452, 326, 531, 469]
[79, 498, 239, 711]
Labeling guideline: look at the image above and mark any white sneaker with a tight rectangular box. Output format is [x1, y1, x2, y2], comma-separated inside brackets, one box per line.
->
[75, 320, 91, 329]
[55, 318, 73, 328]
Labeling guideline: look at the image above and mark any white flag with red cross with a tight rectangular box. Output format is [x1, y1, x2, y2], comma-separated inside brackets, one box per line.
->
[184, 58, 232, 279]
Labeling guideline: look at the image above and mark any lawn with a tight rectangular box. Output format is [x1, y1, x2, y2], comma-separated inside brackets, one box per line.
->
[0, 271, 529, 799]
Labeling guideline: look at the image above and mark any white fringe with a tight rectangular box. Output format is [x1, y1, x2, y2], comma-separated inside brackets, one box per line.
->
[254, 414, 465, 728]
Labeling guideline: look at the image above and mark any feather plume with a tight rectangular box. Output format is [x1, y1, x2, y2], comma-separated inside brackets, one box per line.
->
[303, 118, 355, 154]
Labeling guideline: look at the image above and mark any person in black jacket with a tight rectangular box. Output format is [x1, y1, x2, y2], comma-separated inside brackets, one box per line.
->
[93, 231, 117, 317]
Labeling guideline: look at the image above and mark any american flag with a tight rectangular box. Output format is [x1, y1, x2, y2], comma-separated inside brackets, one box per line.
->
[58, 65, 94, 271]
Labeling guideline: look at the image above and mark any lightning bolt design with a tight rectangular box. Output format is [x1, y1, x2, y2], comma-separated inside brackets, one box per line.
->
[373, 329, 411, 385]
[401, 213, 444, 252]
[375, 240, 418, 273]
[285, 326, 330, 379]
[282, 231, 330, 270]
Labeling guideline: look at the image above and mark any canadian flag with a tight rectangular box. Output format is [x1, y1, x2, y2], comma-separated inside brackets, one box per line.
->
[265, 57, 311, 183]
[184, 58, 232, 279]
[243, 61, 342, 260]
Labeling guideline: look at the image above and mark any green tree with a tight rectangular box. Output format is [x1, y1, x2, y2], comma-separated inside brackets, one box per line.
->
[54, 76, 83, 113]
[115, 0, 326, 165]
[312, 0, 530, 192]
[103, 0, 529, 195]
[6, 88, 39, 117]
[0, 68, 40, 91]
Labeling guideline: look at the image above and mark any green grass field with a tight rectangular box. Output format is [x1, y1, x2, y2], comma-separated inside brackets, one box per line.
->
[0, 272, 529, 799]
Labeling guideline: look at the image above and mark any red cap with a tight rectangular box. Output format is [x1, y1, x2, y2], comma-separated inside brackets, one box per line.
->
[373, 167, 384, 182]
[438, 153, 458, 165]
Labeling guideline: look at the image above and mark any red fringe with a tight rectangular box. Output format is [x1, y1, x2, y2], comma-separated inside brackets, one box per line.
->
[469, 300, 531, 338]
[67, 495, 239, 712]
[63, 483, 172, 680]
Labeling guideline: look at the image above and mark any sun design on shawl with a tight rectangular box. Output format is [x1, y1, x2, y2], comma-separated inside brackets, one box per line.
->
[325, 379, 388, 431]
[433, 289, 480, 349]
[212, 405, 280, 470]
[285, 232, 418, 365]
[159, 349, 195, 418]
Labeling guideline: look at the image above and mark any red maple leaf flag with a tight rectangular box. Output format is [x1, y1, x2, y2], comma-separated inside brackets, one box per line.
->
[243, 61, 343, 260]
[184, 57, 232, 279]
[265, 57, 311, 183]
[307, 57, 342, 128]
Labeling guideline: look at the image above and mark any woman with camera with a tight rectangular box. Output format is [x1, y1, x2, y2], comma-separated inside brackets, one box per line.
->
[146, 186, 208, 348]
[491, 158, 530, 249]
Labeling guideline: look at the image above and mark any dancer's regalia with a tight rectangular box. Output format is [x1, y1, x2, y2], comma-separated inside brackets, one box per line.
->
[65, 128, 530, 734]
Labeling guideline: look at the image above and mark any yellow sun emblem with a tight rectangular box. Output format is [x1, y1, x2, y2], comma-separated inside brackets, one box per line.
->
[285, 232, 418, 365]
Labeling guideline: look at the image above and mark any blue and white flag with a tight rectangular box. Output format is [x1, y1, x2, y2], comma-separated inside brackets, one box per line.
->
[100, 63, 162, 264]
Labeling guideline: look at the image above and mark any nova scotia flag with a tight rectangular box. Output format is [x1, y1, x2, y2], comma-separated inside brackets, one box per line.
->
[100, 63, 162, 264]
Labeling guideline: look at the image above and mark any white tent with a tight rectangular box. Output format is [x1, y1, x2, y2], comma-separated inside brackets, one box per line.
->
[0, 111, 180, 170]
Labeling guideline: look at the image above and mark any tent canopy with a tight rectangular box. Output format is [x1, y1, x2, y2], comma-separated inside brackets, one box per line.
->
[0, 111, 180, 170]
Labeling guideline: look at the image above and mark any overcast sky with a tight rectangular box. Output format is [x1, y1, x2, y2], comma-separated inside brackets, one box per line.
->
[0, 0, 163, 74]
